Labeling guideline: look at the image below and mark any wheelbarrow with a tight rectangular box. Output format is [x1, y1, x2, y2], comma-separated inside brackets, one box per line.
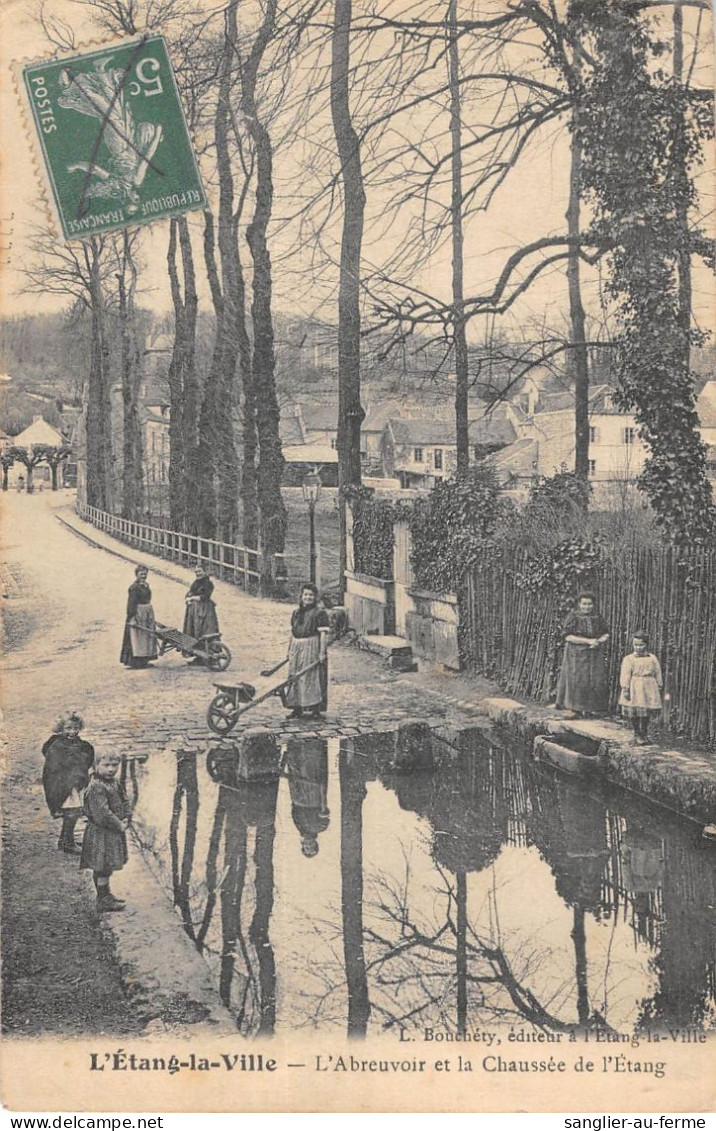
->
[206, 659, 323, 735]
[154, 621, 232, 671]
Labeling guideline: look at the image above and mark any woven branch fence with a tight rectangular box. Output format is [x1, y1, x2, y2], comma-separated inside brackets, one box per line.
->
[463, 544, 716, 745]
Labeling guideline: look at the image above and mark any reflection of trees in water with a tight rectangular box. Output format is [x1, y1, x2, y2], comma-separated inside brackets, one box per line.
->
[340, 748, 370, 1036]
[148, 731, 714, 1037]
[168, 749, 278, 1036]
[344, 861, 563, 1035]
[529, 773, 610, 1027]
[296, 733, 715, 1037]
[169, 753, 199, 939]
[299, 738, 595, 1037]
[364, 740, 612, 1035]
[635, 831, 716, 1031]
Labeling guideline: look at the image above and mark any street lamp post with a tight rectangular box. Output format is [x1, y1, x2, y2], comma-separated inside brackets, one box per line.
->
[302, 470, 322, 584]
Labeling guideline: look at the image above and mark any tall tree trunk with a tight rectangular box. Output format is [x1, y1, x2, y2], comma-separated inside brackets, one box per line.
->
[167, 220, 187, 528]
[672, 4, 691, 372]
[239, 275, 259, 549]
[242, 0, 286, 592]
[167, 218, 199, 530]
[195, 3, 242, 541]
[86, 240, 112, 511]
[118, 231, 144, 520]
[448, 0, 469, 477]
[566, 109, 590, 486]
[178, 216, 200, 513]
[331, 0, 365, 594]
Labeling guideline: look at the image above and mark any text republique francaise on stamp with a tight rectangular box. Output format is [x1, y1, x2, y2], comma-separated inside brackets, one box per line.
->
[22, 34, 206, 241]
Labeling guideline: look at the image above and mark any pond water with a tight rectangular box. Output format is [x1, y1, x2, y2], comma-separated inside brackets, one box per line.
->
[127, 725, 716, 1040]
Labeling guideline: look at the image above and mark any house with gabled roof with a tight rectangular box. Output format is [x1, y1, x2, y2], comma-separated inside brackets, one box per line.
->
[499, 384, 649, 499]
[6, 415, 68, 486]
[381, 405, 516, 488]
[301, 403, 339, 449]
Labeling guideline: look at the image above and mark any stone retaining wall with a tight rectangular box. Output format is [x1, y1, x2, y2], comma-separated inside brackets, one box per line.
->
[480, 697, 716, 828]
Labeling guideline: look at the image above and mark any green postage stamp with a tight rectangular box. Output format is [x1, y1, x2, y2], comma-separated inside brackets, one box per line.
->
[22, 34, 206, 240]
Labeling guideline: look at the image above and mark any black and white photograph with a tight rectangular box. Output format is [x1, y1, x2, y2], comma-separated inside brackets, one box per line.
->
[0, 0, 714, 1115]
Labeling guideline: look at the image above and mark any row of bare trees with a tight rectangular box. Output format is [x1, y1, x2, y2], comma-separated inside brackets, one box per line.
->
[1, 444, 72, 491]
[25, 0, 715, 582]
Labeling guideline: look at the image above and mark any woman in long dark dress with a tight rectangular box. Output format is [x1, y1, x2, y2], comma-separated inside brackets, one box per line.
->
[555, 591, 610, 717]
[42, 711, 95, 854]
[183, 566, 220, 640]
[284, 584, 330, 719]
[120, 565, 158, 668]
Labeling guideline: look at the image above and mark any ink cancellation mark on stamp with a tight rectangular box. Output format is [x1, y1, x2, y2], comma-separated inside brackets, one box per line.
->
[22, 34, 206, 241]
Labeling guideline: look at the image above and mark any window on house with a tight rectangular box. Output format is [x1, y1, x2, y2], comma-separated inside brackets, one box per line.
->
[414, 447, 424, 462]
[589, 426, 598, 443]
[434, 449, 443, 470]
[331, 437, 337, 450]
[623, 427, 636, 445]
[588, 459, 597, 477]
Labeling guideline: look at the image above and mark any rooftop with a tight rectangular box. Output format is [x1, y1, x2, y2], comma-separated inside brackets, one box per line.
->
[283, 442, 338, 464]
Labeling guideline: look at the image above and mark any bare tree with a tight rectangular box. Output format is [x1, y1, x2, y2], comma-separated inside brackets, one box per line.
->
[7, 445, 47, 493]
[114, 229, 145, 519]
[447, 0, 469, 475]
[23, 229, 115, 510]
[330, 0, 366, 590]
[166, 216, 199, 529]
[193, 1, 246, 542]
[240, 0, 287, 592]
[0, 451, 14, 491]
[33, 443, 73, 490]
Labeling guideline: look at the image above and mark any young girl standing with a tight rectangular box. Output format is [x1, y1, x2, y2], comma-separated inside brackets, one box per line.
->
[619, 631, 663, 745]
[42, 712, 95, 855]
[80, 752, 131, 912]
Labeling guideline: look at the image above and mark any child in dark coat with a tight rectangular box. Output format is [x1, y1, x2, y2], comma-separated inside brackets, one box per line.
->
[80, 752, 131, 912]
[42, 712, 95, 855]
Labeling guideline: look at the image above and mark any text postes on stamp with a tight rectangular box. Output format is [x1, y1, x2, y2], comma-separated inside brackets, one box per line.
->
[22, 35, 206, 241]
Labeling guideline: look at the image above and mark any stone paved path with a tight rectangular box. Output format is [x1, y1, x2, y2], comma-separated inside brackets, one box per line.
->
[51, 500, 497, 751]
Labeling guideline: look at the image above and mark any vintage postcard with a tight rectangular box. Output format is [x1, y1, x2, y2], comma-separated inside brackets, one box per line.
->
[1, 0, 715, 1117]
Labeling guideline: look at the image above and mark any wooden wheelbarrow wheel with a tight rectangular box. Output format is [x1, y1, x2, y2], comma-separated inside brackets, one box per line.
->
[207, 692, 240, 735]
[207, 642, 232, 672]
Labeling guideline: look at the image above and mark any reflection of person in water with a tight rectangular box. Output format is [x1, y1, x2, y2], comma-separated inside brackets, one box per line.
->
[286, 738, 330, 857]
